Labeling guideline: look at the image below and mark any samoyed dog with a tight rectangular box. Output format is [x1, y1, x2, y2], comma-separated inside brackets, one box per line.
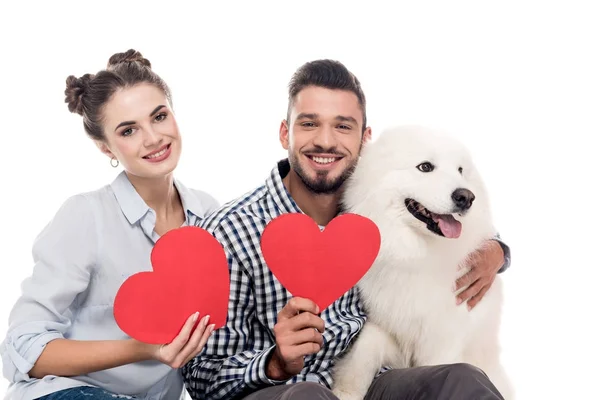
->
[331, 125, 513, 400]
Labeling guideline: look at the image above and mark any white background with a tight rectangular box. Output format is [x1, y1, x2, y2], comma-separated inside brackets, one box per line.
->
[1, 1, 598, 399]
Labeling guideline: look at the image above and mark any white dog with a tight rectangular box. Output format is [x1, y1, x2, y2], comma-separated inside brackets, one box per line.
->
[332, 125, 513, 400]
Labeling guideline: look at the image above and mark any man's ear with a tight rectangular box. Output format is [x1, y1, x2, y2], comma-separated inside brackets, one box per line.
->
[279, 119, 290, 150]
[362, 126, 372, 144]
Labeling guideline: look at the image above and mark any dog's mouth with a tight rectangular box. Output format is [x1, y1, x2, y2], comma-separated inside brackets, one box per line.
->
[405, 199, 462, 238]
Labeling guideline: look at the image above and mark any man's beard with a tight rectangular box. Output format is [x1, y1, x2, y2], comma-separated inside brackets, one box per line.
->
[290, 151, 359, 195]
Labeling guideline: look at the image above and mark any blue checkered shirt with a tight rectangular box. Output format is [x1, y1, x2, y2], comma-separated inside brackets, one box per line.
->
[182, 160, 366, 399]
[182, 159, 511, 400]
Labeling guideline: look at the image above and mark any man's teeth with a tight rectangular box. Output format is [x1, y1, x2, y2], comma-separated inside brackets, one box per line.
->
[311, 156, 336, 164]
[146, 147, 167, 159]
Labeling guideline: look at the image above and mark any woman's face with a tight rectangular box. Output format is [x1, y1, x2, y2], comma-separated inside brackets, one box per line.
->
[97, 83, 182, 179]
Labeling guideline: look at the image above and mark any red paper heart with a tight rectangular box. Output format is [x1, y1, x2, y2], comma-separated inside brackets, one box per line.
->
[260, 213, 380, 311]
[114, 226, 229, 344]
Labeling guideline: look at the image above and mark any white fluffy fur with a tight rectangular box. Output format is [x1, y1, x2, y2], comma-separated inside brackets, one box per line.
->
[331, 125, 513, 400]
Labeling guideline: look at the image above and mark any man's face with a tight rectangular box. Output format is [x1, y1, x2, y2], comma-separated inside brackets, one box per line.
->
[280, 86, 371, 194]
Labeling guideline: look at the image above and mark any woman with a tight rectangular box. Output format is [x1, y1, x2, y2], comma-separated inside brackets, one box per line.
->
[0, 50, 219, 399]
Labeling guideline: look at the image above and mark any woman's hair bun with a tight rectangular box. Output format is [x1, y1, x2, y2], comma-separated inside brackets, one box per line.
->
[64, 73, 94, 116]
[107, 49, 151, 69]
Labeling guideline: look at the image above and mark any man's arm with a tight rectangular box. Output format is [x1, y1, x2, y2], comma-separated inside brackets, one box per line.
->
[182, 222, 288, 400]
[454, 232, 511, 310]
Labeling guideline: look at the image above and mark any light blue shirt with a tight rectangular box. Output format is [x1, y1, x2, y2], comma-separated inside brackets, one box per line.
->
[0, 171, 219, 400]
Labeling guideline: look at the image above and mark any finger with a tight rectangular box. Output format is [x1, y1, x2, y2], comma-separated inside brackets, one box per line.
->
[456, 279, 484, 305]
[467, 284, 490, 311]
[183, 323, 215, 365]
[169, 312, 200, 352]
[282, 342, 322, 360]
[279, 297, 320, 320]
[454, 265, 482, 292]
[175, 315, 210, 364]
[197, 324, 215, 353]
[279, 327, 324, 348]
[454, 271, 472, 292]
[283, 312, 325, 333]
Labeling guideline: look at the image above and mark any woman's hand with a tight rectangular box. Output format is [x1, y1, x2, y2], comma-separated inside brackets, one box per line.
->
[143, 312, 215, 368]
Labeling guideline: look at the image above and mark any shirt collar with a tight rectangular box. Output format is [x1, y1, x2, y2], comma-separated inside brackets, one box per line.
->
[264, 159, 304, 220]
[111, 171, 149, 225]
[174, 179, 209, 222]
[265, 158, 345, 223]
[110, 171, 206, 225]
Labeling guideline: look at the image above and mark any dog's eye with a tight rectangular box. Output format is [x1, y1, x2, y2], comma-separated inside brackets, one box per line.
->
[458, 167, 463, 174]
[417, 162, 434, 173]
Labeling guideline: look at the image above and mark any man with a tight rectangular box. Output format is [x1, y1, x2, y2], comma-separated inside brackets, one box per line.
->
[183, 60, 510, 400]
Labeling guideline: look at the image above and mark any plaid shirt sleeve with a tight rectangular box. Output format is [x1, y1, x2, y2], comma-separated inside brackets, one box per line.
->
[182, 216, 287, 400]
[493, 232, 511, 273]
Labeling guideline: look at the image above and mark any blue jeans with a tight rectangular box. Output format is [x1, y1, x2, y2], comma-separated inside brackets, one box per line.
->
[36, 386, 137, 399]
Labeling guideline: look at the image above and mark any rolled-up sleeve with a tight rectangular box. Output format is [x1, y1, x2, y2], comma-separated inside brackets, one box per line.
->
[1, 194, 97, 383]
[493, 232, 511, 273]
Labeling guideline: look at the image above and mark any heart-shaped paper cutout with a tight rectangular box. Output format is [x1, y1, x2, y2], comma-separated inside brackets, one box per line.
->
[114, 226, 229, 344]
[260, 213, 380, 311]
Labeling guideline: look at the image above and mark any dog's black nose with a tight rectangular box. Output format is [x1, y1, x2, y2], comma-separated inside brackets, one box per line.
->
[452, 188, 475, 210]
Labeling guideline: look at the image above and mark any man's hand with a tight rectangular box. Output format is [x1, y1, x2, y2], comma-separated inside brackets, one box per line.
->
[454, 240, 505, 311]
[266, 297, 325, 380]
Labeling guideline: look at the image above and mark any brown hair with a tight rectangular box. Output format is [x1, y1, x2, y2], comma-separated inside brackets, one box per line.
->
[287, 59, 367, 131]
[64, 49, 172, 141]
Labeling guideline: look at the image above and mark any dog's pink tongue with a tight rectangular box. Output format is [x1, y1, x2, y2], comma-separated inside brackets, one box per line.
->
[432, 214, 462, 238]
